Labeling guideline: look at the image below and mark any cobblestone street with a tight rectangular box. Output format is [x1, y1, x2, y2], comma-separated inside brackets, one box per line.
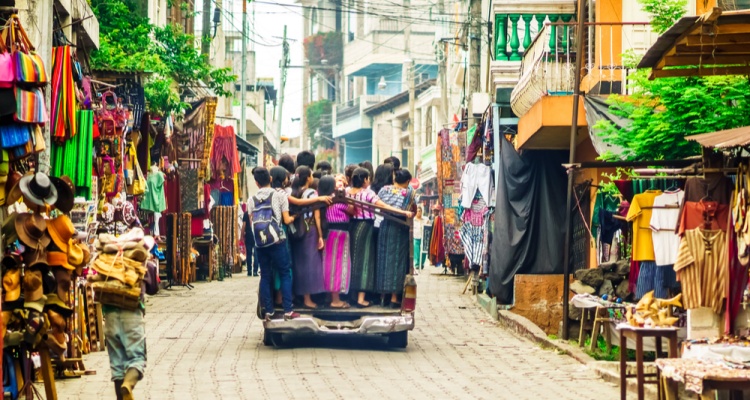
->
[55, 269, 619, 399]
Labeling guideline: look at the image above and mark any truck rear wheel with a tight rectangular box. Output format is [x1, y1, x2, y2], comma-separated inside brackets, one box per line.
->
[263, 330, 283, 347]
[387, 331, 408, 348]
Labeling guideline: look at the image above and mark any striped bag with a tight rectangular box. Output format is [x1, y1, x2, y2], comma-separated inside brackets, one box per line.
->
[4, 15, 47, 85]
[14, 86, 47, 123]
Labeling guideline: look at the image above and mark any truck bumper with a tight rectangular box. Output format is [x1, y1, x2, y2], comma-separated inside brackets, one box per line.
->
[263, 313, 415, 335]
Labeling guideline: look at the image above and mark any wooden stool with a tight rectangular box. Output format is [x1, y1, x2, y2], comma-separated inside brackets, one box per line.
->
[590, 306, 620, 354]
[617, 326, 679, 400]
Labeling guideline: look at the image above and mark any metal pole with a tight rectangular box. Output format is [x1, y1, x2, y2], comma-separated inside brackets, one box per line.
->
[276, 25, 288, 155]
[562, 0, 587, 340]
[241, 0, 248, 142]
[408, 60, 415, 169]
[468, 0, 482, 128]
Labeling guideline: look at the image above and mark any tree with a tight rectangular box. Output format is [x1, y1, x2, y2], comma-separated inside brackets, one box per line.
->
[90, 0, 235, 117]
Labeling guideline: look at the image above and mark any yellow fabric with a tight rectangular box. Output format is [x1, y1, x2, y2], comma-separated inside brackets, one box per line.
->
[233, 173, 239, 204]
[626, 190, 662, 261]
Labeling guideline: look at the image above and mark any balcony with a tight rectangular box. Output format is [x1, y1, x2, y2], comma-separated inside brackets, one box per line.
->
[510, 21, 659, 149]
[344, 22, 436, 77]
[332, 95, 388, 138]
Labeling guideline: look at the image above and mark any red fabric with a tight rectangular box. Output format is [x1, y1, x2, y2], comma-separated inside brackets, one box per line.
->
[429, 215, 446, 265]
[628, 260, 639, 295]
[211, 125, 241, 179]
[191, 216, 204, 237]
[677, 201, 729, 236]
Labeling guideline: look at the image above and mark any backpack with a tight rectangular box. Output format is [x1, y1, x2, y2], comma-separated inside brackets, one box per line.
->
[288, 189, 316, 240]
[251, 194, 283, 248]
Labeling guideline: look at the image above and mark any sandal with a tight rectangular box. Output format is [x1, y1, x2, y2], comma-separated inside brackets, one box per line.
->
[354, 301, 372, 308]
[302, 303, 318, 309]
[330, 302, 350, 309]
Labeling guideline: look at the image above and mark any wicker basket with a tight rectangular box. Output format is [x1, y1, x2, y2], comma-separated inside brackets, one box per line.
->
[90, 280, 140, 311]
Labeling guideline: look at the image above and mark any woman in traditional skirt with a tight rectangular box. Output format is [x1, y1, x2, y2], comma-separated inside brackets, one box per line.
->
[347, 168, 413, 308]
[318, 176, 354, 308]
[289, 166, 325, 308]
[375, 169, 416, 306]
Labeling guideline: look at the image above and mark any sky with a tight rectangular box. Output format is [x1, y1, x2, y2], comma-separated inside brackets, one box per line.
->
[224, 0, 305, 139]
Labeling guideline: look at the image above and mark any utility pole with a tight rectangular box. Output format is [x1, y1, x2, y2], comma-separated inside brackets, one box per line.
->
[561, 0, 587, 340]
[408, 59, 415, 170]
[201, 0, 211, 55]
[241, 0, 248, 142]
[439, 41, 448, 124]
[467, 0, 482, 128]
[276, 26, 289, 156]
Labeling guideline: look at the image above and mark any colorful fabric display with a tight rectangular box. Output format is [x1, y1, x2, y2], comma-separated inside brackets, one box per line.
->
[51, 110, 93, 198]
[50, 46, 77, 140]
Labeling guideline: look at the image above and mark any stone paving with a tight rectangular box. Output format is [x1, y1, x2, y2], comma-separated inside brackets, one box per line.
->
[54, 268, 620, 400]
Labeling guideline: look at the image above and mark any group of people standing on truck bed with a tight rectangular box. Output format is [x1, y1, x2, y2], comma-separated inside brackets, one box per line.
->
[243, 151, 420, 321]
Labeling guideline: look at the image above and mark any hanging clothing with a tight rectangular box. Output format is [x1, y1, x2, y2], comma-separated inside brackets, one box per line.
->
[459, 197, 488, 267]
[375, 185, 415, 294]
[677, 200, 730, 235]
[674, 228, 728, 313]
[635, 262, 676, 300]
[140, 171, 167, 213]
[649, 190, 684, 266]
[676, 175, 733, 233]
[592, 192, 622, 244]
[429, 215, 445, 266]
[626, 190, 662, 261]
[460, 163, 492, 208]
[178, 166, 201, 213]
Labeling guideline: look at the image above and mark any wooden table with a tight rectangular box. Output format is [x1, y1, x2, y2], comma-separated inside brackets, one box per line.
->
[657, 358, 750, 400]
[617, 325, 679, 400]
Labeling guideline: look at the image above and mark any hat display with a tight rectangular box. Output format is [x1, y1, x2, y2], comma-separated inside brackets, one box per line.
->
[2, 268, 20, 302]
[1, 253, 20, 271]
[15, 213, 50, 248]
[47, 215, 75, 252]
[47, 251, 74, 271]
[45, 293, 73, 318]
[6, 170, 25, 205]
[67, 241, 84, 267]
[22, 269, 43, 302]
[49, 176, 74, 214]
[18, 172, 58, 207]
[24, 248, 49, 269]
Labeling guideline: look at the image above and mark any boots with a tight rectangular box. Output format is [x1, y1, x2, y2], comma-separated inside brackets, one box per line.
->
[120, 368, 140, 400]
[114, 380, 124, 400]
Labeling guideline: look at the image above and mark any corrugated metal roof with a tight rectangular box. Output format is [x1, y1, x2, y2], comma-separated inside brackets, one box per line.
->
[685, 125, 750, 148]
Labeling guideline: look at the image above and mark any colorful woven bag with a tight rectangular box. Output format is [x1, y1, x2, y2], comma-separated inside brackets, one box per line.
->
[14, 86, 48, 123]
[5, 15, 48, 85]
[0, 31, 12, 88]
[0, 124, 30, 148]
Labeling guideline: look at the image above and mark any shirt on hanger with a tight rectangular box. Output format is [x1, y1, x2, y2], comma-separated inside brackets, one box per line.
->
[649, 190, 684, 266]
[674, 228, 727, 313]
[626, 190, 662, 261]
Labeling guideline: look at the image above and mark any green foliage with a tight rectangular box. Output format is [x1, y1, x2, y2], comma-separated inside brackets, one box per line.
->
[90, 0, 235, 116]
[305, 100, 333, 148]
[636, 0, 687, 33]
[596, 72, 750, 161]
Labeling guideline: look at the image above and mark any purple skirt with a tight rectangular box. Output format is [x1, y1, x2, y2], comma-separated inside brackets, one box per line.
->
[323, 226, 351, 294]
[291, 229, 325, 296]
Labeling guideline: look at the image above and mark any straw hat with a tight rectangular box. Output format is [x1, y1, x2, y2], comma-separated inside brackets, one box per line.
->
[2, 267, 20, 302]
[15, 213, 50, 248]
[49, 176, 74, 214]
[47, 215, 75, 252]
[19, 172, 58, 207]
[45, 293, 73, 318]
[67, 241, 84, 267]
[47, 251, 74, 271]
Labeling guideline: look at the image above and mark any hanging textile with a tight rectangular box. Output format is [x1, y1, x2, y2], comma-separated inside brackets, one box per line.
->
[50, 46, 76, 140]
[489, 135, 567, 304]
[210, 206, 239, 273]
[211, 125, 241, 179]
[437, 129, 466, 256]
[51, 110, 93, 198]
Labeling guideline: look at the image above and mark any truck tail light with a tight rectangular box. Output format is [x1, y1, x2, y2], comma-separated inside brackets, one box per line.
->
[402, 275, 417, 313]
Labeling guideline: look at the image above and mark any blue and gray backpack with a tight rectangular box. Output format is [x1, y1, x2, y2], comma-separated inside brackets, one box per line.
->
[251, 195, 283, 247]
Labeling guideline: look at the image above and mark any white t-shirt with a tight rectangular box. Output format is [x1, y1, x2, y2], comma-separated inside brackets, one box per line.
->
[649, 190, 684, 266]
[413, 216, 429, 239]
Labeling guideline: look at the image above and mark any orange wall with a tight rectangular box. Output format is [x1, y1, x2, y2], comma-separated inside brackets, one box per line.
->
[516, 96, 588, 149]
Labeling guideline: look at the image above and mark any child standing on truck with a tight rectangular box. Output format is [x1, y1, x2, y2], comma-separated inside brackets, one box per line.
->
[248, 167, 299, 320]
[348, 168, 413, 308]
[319, 176, 354, 308]
[289, 166, 325, 309]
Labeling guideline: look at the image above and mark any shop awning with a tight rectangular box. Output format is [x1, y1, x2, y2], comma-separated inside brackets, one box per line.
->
[686, 125, 750, 149]
[637, 8, 750, 79]
[236, 134, 260, 155]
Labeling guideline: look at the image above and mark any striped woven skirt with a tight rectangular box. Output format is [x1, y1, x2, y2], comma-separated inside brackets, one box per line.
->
[375, 218, 409, 294]
[323, 223, 351, 294]
[349, 219, 376, 292]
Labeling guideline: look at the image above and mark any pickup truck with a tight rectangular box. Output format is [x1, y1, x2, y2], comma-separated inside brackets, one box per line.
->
[257, 192, 417, 348]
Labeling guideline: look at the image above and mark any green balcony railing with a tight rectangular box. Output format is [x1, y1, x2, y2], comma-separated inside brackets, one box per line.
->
[494, 13, 575, 61]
